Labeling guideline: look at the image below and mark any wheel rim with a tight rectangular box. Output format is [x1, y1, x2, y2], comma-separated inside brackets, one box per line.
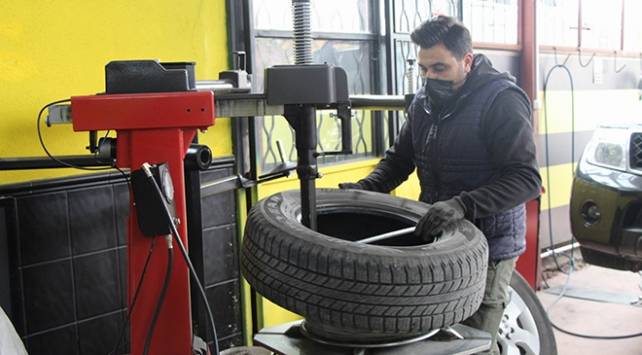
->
[498, 285, 541, 355]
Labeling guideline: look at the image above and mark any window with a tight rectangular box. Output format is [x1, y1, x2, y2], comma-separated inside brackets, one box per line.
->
[462, 0, 519, 45]
[251, 0, 379, 169]
[394, 0, 457, 33]
[391, 0, 459, 95]
[253, 0, 371, 33]
[623, 0, 642, 52]
[388, 1, 459, 142]
[580, 0, 622, 50]
[239, 0, 641, 171]
[538, 0, 642, 52]
[538, 0, 580, 47]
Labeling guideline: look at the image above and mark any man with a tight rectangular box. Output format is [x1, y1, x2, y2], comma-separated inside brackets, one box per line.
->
[340, 16, 541, 354]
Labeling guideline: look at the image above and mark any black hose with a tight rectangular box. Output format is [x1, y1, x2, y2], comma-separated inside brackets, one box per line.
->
[36, 99, 129, 181]
[142, 245, 174, 355]
[167, 215, 220, 355]
[109, 238, 157, 355]
[552, 323, 642, 340]
[542, 63, 576, 273]
[143, 166, 220, 355]
[37, 99, 110, 171]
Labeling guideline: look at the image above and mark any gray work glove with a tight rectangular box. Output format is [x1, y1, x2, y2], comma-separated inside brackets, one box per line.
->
[338, 182, 365, 190]
[414, 198, 466, 242]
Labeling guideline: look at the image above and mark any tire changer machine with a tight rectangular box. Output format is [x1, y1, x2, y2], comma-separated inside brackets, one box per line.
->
[35, 1, 493, 354]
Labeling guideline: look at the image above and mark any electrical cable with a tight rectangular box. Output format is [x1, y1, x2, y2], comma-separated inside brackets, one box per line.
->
[542, 63, 576, 274]
[109, 237, 157, 355]
[142, 240, 174, 355]
[37, 99, 130, 182]
[167, 208, 220, 355]
[577, 51, 595, 68]
[542, 251, 576, 273]
[552, 324, 642, 340]
[37, 100, 112, 171]
[546, 258, 642, 339]
[542, 61, 642, 340]
[142, 165, 220, 355]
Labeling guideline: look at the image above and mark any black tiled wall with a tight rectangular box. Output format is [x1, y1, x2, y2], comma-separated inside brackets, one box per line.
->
[0, 207, 11, 315]
[0, 161, 243, 355]
[197, 168, 244, 349]
[18, 192, 70, 265]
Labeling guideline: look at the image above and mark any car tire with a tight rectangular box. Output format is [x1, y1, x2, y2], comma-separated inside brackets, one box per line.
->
[241, 189, 489, 342]
[498, 272, 558, 355]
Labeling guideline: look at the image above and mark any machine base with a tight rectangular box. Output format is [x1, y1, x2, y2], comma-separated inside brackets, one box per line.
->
[254, 320, 492, 355]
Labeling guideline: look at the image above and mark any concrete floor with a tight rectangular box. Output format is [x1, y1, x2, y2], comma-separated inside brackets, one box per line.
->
[536, 264, 642, 355]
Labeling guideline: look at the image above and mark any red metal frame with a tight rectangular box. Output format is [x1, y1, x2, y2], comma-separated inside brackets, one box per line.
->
[71, 91, 215, 355]
[515, 0, 541, 289]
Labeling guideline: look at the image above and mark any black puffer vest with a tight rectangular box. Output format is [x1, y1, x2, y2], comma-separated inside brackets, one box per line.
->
[408, 55, 528, 260]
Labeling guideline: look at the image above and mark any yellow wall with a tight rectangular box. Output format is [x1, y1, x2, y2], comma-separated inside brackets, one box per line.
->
[258, 159, 380, 198]
[0, 0, 230, 185]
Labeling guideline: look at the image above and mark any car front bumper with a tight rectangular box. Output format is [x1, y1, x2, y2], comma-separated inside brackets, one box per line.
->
[570, 159, 642, 271]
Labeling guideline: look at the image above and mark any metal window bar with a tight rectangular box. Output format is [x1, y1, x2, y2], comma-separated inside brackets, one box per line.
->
[463, 0, 518, 45]
[387, 0, 460, 140]
[252, 0, 380, 171]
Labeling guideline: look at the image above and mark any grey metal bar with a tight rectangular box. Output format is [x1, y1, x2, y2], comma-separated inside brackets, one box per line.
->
[200, 175, 252, 198]
[195, 80, 235, 92]
[356, 226, 416, 244]
[349, 94, 406, 111]
[0, 156, 112, 170]
[254, 29, 377, 41]
[214, 93, 284, 118]
[214, 94, 405, 118]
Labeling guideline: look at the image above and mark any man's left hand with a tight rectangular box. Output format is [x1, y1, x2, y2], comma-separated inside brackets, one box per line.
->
[414, 199, 466, 241]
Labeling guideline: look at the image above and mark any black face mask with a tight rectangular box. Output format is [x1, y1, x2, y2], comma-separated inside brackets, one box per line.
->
[425, 78, 455, 106]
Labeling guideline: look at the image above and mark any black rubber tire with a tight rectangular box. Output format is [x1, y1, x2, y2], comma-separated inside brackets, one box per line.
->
[498, 272, 558, 355]
[241, 189, 489, 342]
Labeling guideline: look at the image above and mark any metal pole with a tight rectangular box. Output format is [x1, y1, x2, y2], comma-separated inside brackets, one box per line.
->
[356, 226, 416, 244]
[0, 155, 111, 170]
[290, 0, 318, 230]
[295, 105, 318, 230]
[292, 0, 312, 65]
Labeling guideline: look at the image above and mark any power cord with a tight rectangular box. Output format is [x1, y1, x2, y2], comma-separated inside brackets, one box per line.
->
[545, 258, 642, 339]
[142, 237, 174, 355]
[141, 164, 220, 355]
[542, 61, 642, 340]
[37, 99, 129, 181]
[37, 99, 110, 171]
[552, 324, 642, 340]
[542, 63, 576, 274]
[109, 237, 157, 355]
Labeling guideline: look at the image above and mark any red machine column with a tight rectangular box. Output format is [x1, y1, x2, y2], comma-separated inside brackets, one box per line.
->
[72, 91, 215, 355]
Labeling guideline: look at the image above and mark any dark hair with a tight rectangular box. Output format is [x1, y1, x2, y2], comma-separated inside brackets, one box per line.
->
[410, 15, 472, 59]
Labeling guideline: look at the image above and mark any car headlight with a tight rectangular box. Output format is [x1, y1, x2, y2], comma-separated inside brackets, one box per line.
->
[584, 128, 630, 171]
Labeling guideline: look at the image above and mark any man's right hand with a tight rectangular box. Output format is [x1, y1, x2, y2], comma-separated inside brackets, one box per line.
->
[414, 199, 465, 242]
[338, 182, 364, 190]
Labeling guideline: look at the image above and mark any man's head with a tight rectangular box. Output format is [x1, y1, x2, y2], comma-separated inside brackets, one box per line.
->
[411, 16, 473, 92]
